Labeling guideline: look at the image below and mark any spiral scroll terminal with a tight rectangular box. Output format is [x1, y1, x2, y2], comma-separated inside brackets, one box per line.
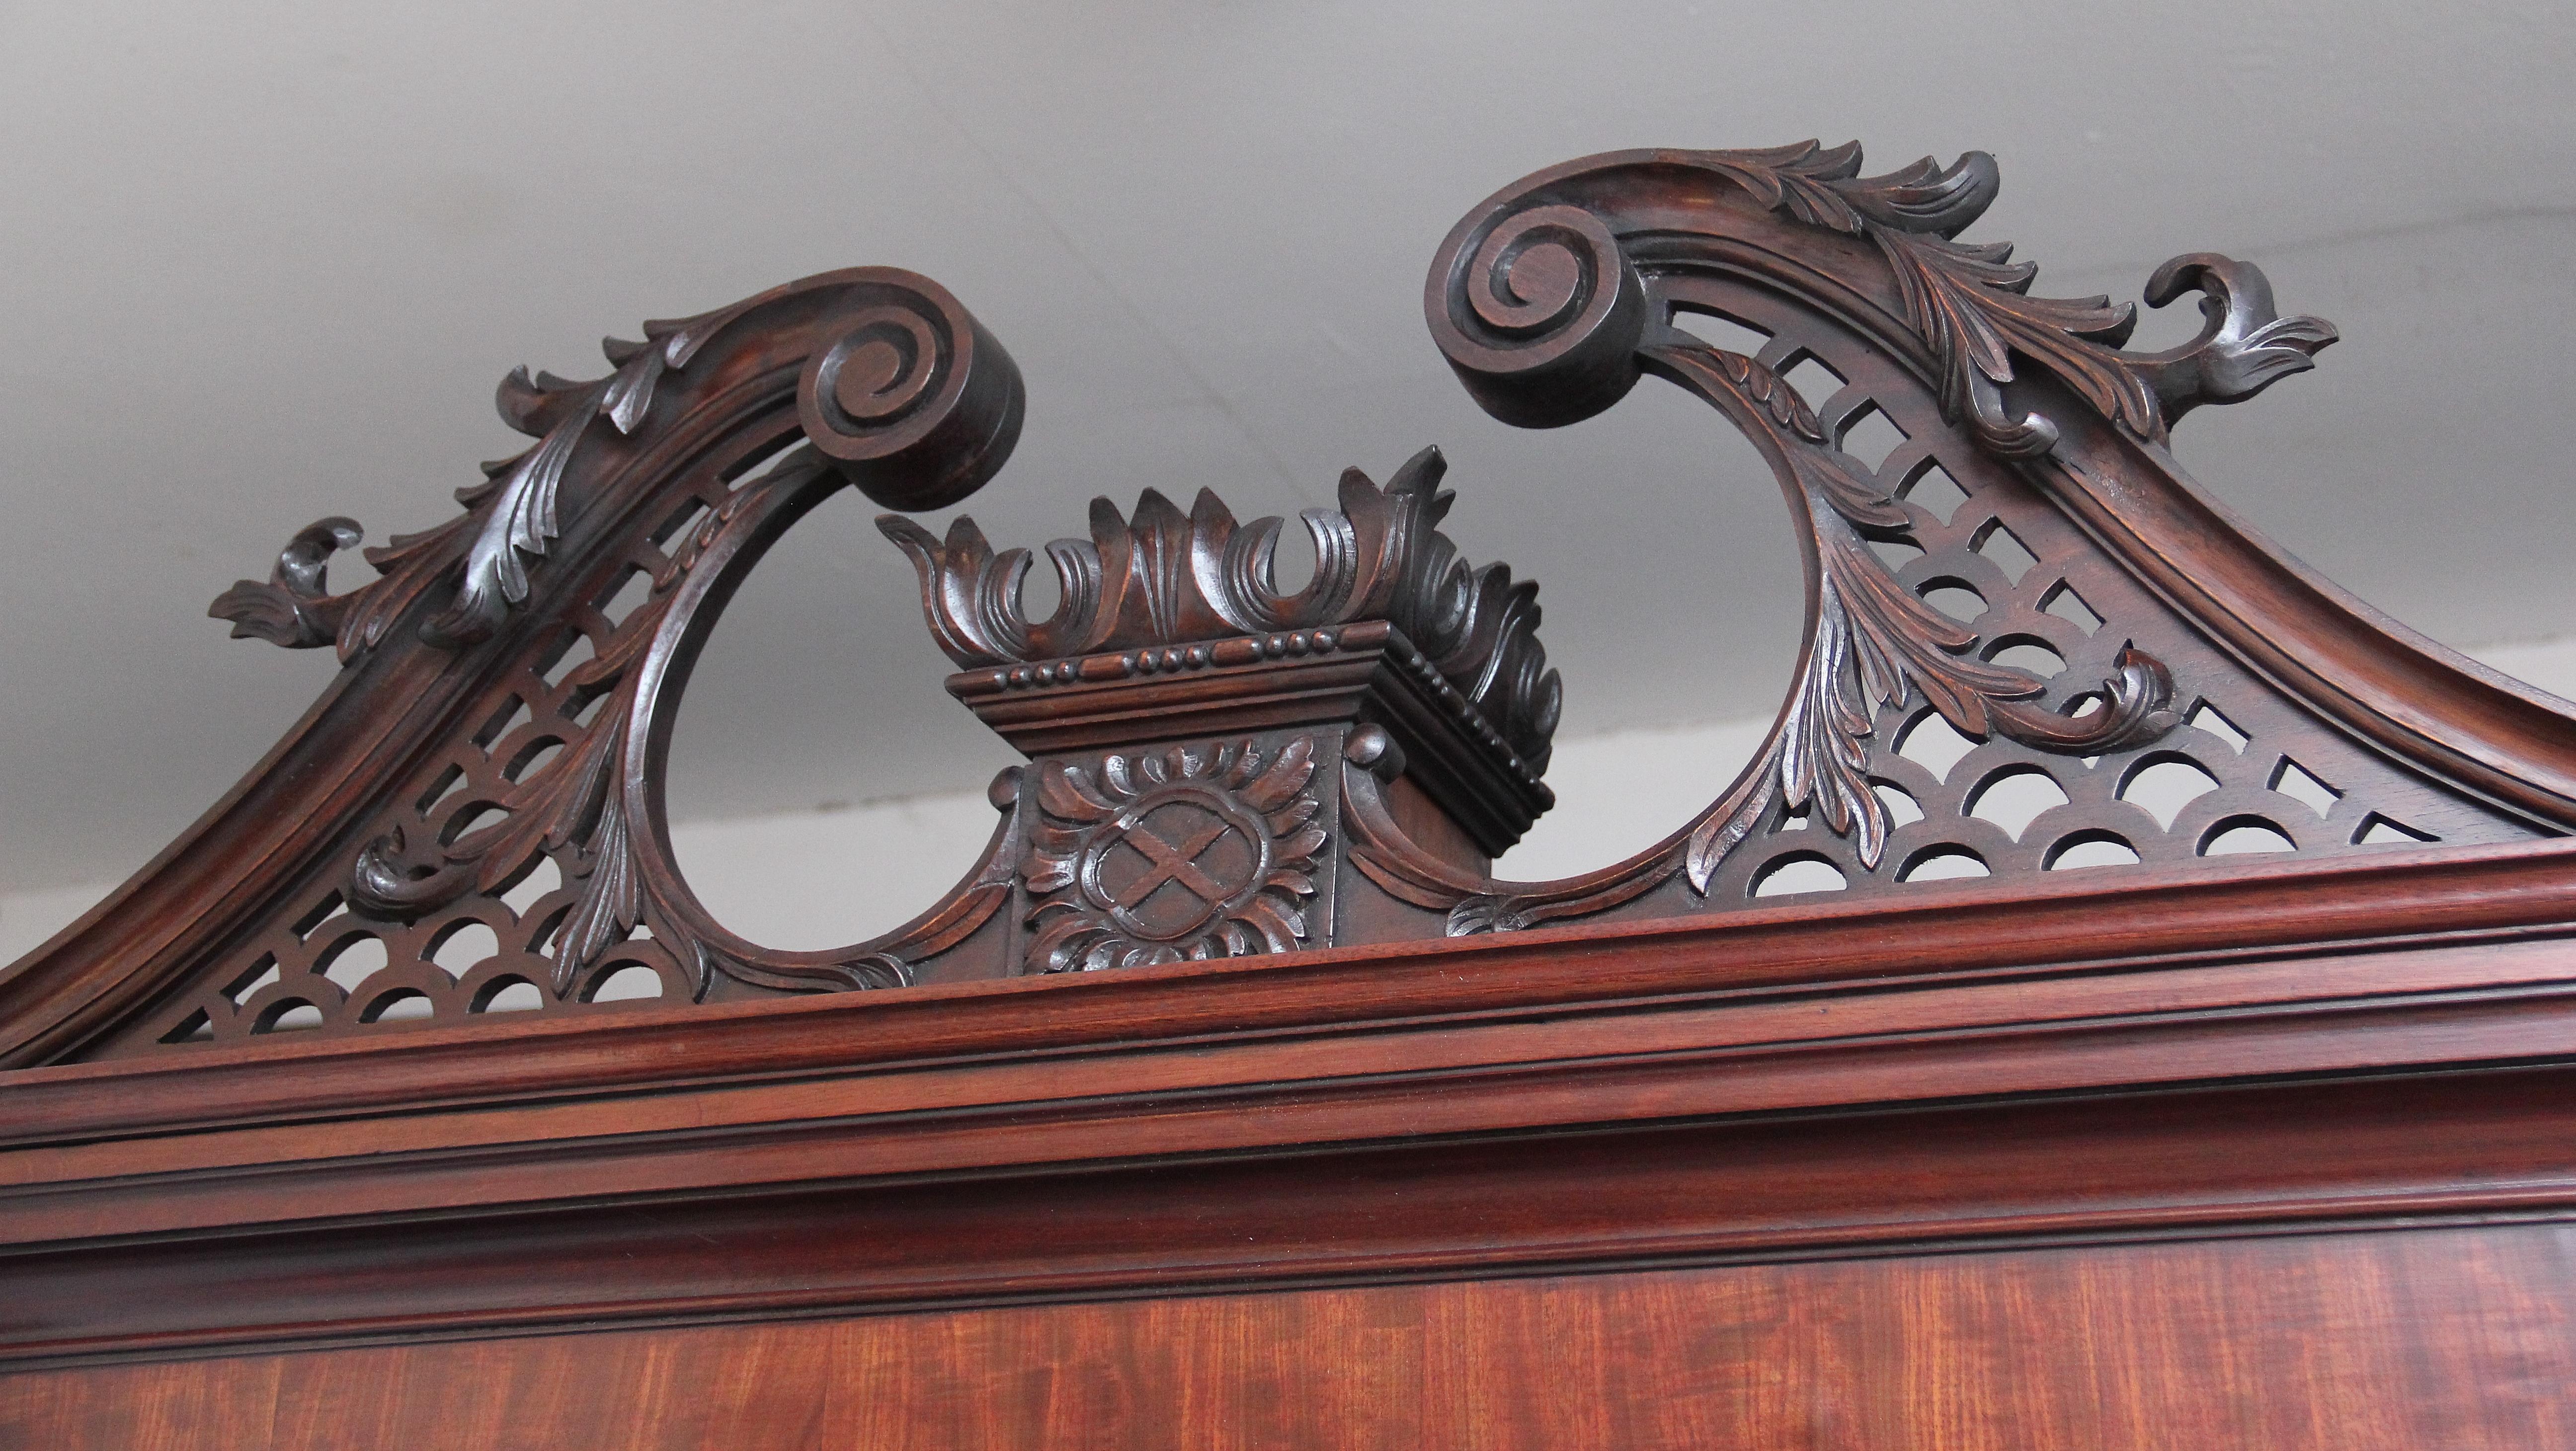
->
[1426, 202, 1649, 430]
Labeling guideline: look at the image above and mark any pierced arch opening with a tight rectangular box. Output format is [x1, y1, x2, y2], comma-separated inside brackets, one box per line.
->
[436, 800, 505, 848]
[2355, 814, 2439, 846]
[1965, 766, 2070, 840]
[2202, 816, 2297, 856]
[1918, 578, 1988, 624]
[254, 999, 324, 1033]
[499, 856, 563, 918]
[1896, 710, 1979, 782]
[1981, 635, 2066, 678]
[429, 921, 501, 978]
[1667, 306, 1771, 359]
[2045, 831, 2142, 870]
[316, 933, 390, 992]
[1751, 852, 1849, 898]
[1898, 460, 1971, 525]
[1898, 845, 1990, 883]
[359, 989, 434, 1023]
[583, 963, 666, 1003]
[2120, 754, 2222, 830]
[474, 977, 544, 1013]
[1778, 354, 1847, 413]
[1836, 404, 1909, 474]
[1970, 520, 2039, 585]
[502, 737, 565, 784]
[1871, 779, 1925, 827]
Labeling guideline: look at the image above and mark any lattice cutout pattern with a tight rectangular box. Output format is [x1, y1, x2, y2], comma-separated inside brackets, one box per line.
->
[1663, 276, 2537, 905]
[139, 456, 782, 1049]
[117, 277, 2550, 1053]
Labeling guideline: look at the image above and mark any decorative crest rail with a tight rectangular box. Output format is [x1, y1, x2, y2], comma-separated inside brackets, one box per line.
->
[3, 141, 2569, 1066]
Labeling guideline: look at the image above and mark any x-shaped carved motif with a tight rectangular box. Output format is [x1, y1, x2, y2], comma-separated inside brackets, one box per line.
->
[1110, 817, 1238, 909]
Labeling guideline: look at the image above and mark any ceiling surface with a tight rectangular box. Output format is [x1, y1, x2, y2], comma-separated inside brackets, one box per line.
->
[3, 1, 2574, 898]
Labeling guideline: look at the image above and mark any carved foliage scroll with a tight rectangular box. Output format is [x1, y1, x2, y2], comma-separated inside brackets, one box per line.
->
[882, 447, 1561, 773]
[122, 270, 1032, 1054]
[1360, 146, 2543, 936]
[1426, 141, 2338, 453]
[214, 270, 1024, 660]
[36, 141, 2574, 1066]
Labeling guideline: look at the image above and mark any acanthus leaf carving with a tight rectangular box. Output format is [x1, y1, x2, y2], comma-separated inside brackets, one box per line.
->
[1697, 140, 2333, 455]
[212, 270, 1023, 660]
[2130, 253, 2342, 426]
[215, 314, 719, 661]
[1429, 140, 2336, 457]
[421, 367, 616, 649]
[342, 449, 982, 1000]
[343, 460, 766, 929]
[1649, 341, 2178, 889]
[882, 446, 1561, 771]
[208, 517, 366, 650]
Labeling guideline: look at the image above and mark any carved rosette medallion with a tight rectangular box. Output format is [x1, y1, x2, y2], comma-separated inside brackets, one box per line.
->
[1023, 739, 1327, 972]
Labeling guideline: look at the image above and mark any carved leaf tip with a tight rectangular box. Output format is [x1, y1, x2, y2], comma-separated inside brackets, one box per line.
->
[209, 581, 320, 647]
[493, 365, 594, 439]
[209, 516, 369, 650]
[875, 512, 943, 554]
[1445, 896, 1531, 936]
[2133, 253, 2339, 426]
[1850, 150, 2002, 239]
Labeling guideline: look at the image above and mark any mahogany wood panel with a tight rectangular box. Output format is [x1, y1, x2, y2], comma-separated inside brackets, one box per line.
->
[7, 1225, 2568, 1450]
[8, 1062, 2575, 1369]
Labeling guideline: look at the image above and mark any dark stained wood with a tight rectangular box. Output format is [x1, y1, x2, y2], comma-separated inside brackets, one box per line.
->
[7, 1226, 2571, 1449]
[9, 143, 2567, 1062]
[3, 138, 2576, 1445]
[0, 268, 1035, 1064]
[8, 1060, 2576, 1367]
[8, 834, 2570, 1150]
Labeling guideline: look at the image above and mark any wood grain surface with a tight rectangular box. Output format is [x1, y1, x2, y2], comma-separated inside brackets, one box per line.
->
[9, 139, 2576, 1449]
[8, 1224, 2568, 1450]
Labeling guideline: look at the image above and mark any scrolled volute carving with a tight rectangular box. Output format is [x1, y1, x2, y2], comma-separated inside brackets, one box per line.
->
[880, 446, 1561, 770]
[210, 269, 1023, 658]
[2129, 253, 2340, 425]
[289, 273, 1029, 1001]
[1345, 337, 2186, 935]
[1426, 141, 2334, 456]
[1427, 202, 1649, 429]
[344, 448, 993, 998]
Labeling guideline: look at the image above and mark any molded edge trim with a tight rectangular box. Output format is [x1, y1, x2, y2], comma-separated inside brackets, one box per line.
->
[6, 837, 2576, 1149]
[1, 1065, 2569, 1370]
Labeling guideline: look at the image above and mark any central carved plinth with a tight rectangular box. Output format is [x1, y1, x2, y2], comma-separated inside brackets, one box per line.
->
[882, 447, 1557, 971]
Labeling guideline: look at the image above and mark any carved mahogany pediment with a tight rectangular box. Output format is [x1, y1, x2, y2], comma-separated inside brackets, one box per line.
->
[4, 140, 2571, 1066]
